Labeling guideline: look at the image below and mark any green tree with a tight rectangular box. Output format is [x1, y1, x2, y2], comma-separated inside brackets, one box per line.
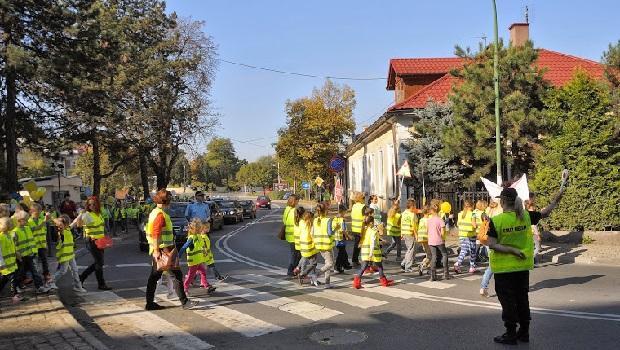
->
[443, 41, 549, 185]
[404, 102, 463, 189]
[235, 156, 276, 190]
[276, 80, 355, 183]
[531, 72, 620, 230]
[18, 149, 54, 179]
[602, 40, 620, 137]
[204, 138, 242, 187]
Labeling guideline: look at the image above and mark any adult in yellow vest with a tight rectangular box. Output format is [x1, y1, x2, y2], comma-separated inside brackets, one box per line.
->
[350, 192, 366, 266]
[0, 217, 26, 303]
[28, 203, 51, 281]
[283, 194, 300, 277]
[312, 203, 335, 288]
[144, 190, 196, 310]
[352, 208, 393, 289]
[400, 199, 418, 272]
[74, 196, 110, 291]
[454, 200, 478, 274]
[383, 200, 402, 259]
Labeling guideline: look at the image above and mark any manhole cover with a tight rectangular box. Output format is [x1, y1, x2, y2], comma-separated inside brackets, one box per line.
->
[309, 328, 367, 345]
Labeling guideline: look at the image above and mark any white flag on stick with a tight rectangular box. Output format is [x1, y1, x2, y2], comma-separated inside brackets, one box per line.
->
[397, 160, 412, 178]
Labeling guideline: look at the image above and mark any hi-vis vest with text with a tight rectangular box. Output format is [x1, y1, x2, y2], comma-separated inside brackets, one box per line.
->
[489, 211, 534, 274]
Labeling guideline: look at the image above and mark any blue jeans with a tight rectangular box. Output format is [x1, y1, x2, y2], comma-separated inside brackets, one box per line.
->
[481, 266, 493, 289]
[287, 242, 301, 275]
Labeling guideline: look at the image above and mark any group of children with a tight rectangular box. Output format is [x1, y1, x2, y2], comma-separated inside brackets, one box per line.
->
[0, 203, 86, 304]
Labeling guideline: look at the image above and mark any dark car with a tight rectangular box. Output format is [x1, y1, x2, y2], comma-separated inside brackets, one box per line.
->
[219, 200, 244, 224]
[256, 195, 271, 209]
[239, 200, 257, 219]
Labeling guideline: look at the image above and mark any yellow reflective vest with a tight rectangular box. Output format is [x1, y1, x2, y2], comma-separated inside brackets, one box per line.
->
[489, 211, 534, 274]
[283, 206, 296, 243]
[201, 233, 214, 265]
[145, 208, 174, 254]
[331, 217, 345, 242]
[387, 212, 402, 237]
[12, 225, 37, 257]
[417, 216, 429, 243]
[298, 220, 317, 258]
[186, 233, 207, 266]
[351, 203, 365, 234]
[0, 231, 17, 275]
[401, 210, 417, 236]
[458, 210, 476, 238]
[312, 217, 333, 251]
[83, 212, 105, 240]
[28, 213, 48, 250]
[360, 227, 382, 263]
[56, 228, 75, 264]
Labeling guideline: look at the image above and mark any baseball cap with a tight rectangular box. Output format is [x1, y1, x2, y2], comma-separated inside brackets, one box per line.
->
[496, 187, 517, 201]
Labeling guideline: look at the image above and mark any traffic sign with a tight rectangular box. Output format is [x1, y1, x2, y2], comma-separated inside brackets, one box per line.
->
[329, 155, 345, 173]
[301, 181, 310, 190]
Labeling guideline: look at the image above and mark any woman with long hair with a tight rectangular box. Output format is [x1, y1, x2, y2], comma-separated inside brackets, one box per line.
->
[75, 196, 111, 290]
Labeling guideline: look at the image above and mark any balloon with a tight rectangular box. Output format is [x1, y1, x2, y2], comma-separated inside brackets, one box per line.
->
[38, 187, 46, 196]
[22, 196, 32, 206]
[24, 180, 37, 193]
[440, 202, 452, 214]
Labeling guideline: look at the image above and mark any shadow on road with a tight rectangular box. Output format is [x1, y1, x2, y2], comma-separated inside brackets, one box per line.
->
[529, 274, 604, 292]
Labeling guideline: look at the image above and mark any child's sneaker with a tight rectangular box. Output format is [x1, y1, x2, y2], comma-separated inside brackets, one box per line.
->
[292, 267, 300, 276]
[310, 275, 320, 287]
[73, 286, 88, 293]
[468, 267, 477, 274]
[453, 263, 461, 274]
[216, 274, 229, 282]
[206, 286, 217, 294]
[480, 288, 489, 298]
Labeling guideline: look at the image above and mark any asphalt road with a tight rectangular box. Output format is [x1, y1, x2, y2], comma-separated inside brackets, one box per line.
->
[55, 204, 620, 350]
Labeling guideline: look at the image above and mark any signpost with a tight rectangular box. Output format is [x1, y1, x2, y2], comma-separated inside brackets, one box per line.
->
[301, 181, 310, 201]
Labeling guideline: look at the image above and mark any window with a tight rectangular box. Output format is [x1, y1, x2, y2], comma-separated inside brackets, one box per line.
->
[378, 150, 384, 196]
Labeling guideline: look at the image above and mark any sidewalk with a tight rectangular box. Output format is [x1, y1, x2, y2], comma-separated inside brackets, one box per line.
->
[0, 294, 108, 350]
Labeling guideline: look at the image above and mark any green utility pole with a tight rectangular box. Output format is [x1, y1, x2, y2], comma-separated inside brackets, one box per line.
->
[492, 0, 502, 185]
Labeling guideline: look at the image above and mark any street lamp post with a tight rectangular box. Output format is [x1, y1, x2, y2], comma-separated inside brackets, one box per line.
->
[492, 0, 502, 185]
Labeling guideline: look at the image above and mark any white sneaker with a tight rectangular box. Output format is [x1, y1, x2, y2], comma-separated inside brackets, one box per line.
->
[310, 275, 320, 287]
[73, 286, 88, 293]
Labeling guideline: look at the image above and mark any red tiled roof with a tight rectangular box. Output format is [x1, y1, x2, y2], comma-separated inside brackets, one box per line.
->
[389, 48, 606, 111]
[388, 74, 459, 111]
[536, 49, 606, 86]
[387, 58, 464, 89]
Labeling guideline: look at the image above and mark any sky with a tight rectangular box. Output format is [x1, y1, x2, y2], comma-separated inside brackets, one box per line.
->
[164, 0, 619, 161]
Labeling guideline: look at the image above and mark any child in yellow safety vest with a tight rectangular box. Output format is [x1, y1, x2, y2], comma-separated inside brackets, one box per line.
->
[454, 200, 478, 274]
[383, 200, 402, 260]
[353, 208, 394, 289]
[201, 222, 228, 282]
[48, 215, 87, 293]
[180, 220, 216, 295]
[400, 199, 419, 272]
[312, 203, 335, 288]
[0, 217, 27, 303]
[292, 206, 306, 276]
[12, 210, 51, 293]
[28, 203, 51, 282]
[331, 206, 352, 273]
[297, 211, 319, 287]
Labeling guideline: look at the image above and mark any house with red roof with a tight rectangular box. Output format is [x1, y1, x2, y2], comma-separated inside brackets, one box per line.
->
[345, 23, 607, 211]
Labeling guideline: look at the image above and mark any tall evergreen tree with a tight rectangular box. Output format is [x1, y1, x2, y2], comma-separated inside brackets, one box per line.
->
[531, 72, 619, 230]
[443, 41, 549, 185]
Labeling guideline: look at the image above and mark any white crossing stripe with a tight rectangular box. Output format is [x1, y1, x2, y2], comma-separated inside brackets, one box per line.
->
[415, 280, 457, 289]
[461, 275, 482, 281]
[234, 274, 388, 309]
[358, 283, 432, 300]
[80, 291, 214, 350]
[216, 282, 343, 321]
[139, 287, 285, 337]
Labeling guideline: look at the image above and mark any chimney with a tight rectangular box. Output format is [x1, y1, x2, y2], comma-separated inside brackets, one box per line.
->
[509, 23, 529, 46]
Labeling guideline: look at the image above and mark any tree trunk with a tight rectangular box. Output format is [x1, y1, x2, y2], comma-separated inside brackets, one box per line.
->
[92, 134, 101, 197]
[5, 67, 18, 193]
[139, 149, 150, 199]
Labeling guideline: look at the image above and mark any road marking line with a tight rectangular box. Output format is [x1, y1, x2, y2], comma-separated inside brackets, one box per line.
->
[216, 282, 342, 321]
[80, 291, 214, 349]
[460, 275, 482, 281]
[415, 281, 457, 289]
[138, 287, 285, 337]
[234, 274, 387, 309]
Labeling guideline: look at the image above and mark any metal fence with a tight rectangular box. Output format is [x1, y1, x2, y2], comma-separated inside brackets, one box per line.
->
[407, 187, 490, 213]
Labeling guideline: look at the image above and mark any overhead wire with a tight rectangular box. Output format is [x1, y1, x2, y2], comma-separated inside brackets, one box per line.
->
[218, 58, 386, 81]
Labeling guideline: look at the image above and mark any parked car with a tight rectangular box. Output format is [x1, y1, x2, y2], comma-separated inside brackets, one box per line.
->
[256, 195, 271, 209]
[219, 200, 244, 224]
[239, 200, 257, 219]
